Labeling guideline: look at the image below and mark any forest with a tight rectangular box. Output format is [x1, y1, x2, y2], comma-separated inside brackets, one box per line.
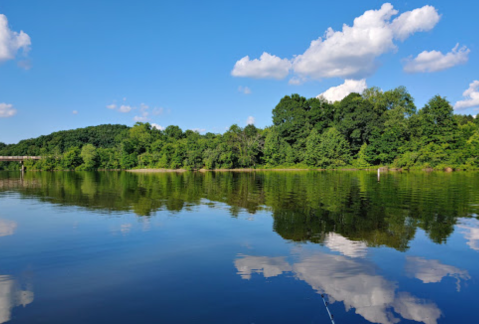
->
[1, 86, 478, 171]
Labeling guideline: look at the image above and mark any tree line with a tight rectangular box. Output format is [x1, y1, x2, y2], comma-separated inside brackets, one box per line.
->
[1, 86, 478, 171]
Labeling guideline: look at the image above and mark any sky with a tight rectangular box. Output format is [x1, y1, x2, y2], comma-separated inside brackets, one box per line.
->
[1, 0, 478, 144]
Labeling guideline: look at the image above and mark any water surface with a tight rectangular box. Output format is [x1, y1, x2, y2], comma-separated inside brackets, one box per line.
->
[0, 171, 478, 323]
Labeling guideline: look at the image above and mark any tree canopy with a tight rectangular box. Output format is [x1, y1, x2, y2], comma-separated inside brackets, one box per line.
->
[1, 87, 478, 171]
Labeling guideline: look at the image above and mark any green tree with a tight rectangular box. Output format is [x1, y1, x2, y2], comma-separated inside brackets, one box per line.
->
[305, 128, 351, 168]
[62, 147, 83, 170]
[80, 144, 98, 169]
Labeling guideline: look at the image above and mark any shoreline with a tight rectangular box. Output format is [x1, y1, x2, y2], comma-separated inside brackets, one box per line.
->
[126, 167, 469, 173]
[127, 169, 187, 173]
[1, 167, 474, 173]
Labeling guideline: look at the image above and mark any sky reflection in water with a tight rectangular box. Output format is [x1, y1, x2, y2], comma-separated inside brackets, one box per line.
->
[0, 171, 478, 323]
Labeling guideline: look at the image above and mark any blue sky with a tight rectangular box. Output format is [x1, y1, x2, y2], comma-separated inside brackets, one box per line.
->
[1, 0, 478, 144]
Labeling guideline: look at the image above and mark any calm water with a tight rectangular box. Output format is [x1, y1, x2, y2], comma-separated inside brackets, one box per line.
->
[0, 171, 478, 324]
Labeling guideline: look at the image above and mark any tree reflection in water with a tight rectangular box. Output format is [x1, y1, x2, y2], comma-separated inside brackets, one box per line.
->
[1, 171, 478, 252]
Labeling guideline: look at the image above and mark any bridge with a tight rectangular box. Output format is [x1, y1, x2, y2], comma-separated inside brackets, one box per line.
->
[0, 156, 42, 171]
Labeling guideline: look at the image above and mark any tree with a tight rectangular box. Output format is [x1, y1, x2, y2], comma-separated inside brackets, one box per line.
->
[263, 128, 294, 166]
[305, 128, 351, 168]
[62, 147, 83, 170]
[334, 93, 384, 153]
[272, 94, 314, 160]
[80, 144, 98, 169]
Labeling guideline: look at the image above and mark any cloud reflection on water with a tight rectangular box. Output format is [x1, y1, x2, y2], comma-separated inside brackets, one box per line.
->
[323, 232, 368, 258]
[0, 219, 17, 237]
[458, 218, 479, 251]
[0, 275, 34, 323]
[405, 256, 470, 291]
[235, 250, 442, 324]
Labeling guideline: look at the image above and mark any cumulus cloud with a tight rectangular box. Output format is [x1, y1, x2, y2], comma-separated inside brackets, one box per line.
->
[232, 4, 440, 81]
[317, 79, 367, 102]
[118, 105, 132, 113]
[390, 5, 441, 41]
[151, 123, 165, 131]
[293, 4, 440, 79]
[246, 116, 255, 125]
[323, 232, 368, 258]
[0, 103, 17, 118]
[106, 103, 116, 110]
[404, 44, 470, 73]
[72, 110, 78, 115]
[134, 104, 165, 122]
[235, 252, 442, 324]
[190, 128, 206, 133]
[238, 86, 251, 95]
[231, 52, 292, 79]
[0, 14, 31, 62]
[133, 113, 149, 122]
[454, 81, 479, 111]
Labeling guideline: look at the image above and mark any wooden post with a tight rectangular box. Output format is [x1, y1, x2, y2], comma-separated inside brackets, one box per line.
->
[20, 160, 25, 172]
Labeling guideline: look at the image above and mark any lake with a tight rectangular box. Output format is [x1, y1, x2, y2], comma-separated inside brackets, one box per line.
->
[0, 171, 478, 324]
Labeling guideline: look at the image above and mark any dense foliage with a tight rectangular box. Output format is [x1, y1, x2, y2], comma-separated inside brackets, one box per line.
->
[1, 87, 478, 171]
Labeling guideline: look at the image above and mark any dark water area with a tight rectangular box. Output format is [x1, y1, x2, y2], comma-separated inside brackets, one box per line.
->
[0, 171, 478, 324]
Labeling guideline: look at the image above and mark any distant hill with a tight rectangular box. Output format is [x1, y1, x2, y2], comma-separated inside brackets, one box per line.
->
[0, 124, 130, 156]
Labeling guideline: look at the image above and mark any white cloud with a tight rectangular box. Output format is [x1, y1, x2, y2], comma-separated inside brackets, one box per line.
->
[231, 52, 292, 79]
[317, 79, 367, 102]
[133, 113, 149, 122]
[106, 103, 116, 110]
[390, 5, 441, 41]
[72, 110, 78, 115]
[293, 4, 440, 79]
[323, 232, 368, 258]
[134, 104, 149, 122]
[238, 86, 251, 95]
[190, 128, 206, 133]
[151, 123, 165, 131]
[246, 116, 255, 125]
[235, 252, 442, 324]
[454, 81, 479, 111]
[118, 105, 132, 113]
[404, 44, 469, 73]
[134, 104, 165, 122]
[0, 103, 17, 118]
[0, 14, 31, 62]
[233, 4, 440, 81]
